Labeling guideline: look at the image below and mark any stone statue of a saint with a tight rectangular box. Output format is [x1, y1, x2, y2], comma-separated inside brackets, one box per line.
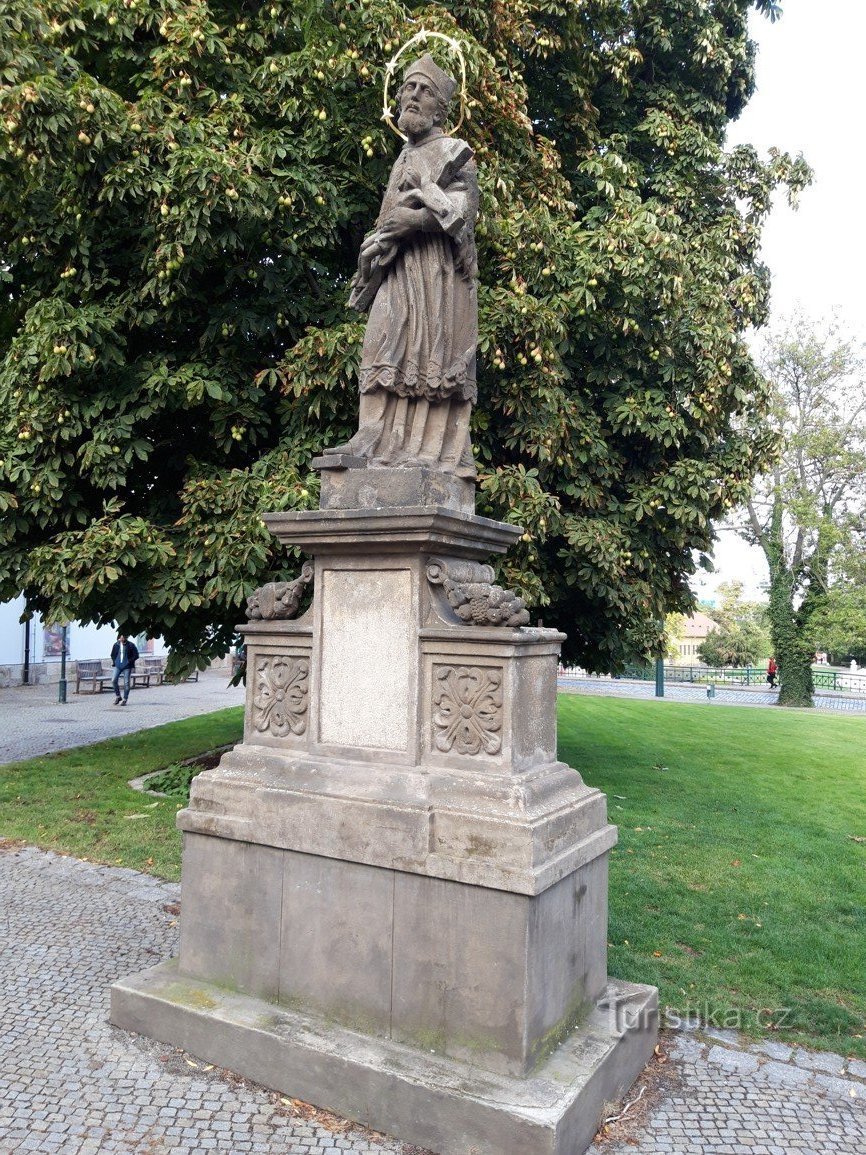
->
[324, 53, 478, 479]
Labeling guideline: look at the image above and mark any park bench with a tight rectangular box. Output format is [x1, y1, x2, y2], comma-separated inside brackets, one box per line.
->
[144, 657, 166, 684]
[75, 660, 111, 695]
[132, 657, 166, 688]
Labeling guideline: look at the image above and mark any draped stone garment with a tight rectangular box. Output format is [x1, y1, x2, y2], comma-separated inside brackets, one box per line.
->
[345, 131, 479, 473]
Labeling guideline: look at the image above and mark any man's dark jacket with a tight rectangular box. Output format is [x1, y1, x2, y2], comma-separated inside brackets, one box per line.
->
[110, 640, 139, 671]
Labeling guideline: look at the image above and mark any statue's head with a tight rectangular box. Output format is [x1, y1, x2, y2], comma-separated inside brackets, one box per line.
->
[398, 53, 456, 138]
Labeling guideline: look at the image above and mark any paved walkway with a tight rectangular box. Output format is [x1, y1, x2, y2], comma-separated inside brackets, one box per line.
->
[0, 672, 245, 764]
[558, 677, 866, 712]
[587, 1029, 865, 1155]
[1, 845, 863, 1154]
[0, 845, 423, 1155]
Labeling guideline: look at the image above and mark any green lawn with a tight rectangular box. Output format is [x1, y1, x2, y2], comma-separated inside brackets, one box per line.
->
[1, 695, 864, 1057]
[0, 707, 243, 880]
[558, 695, 866, 1058]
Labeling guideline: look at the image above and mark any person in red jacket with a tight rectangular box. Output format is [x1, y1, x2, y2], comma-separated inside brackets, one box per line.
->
[766, 657, 778, 689]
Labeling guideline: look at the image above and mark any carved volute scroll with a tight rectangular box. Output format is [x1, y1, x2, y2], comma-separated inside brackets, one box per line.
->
[426, 557, 530, 627]
[246, 561, 313, 621]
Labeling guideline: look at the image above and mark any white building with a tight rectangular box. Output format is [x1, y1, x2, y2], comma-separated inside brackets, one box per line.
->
[0, 595, 167, 686]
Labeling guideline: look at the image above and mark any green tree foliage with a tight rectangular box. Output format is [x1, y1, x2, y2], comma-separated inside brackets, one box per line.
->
[807, 557, 866, 667]
[697, 619, 766, 667]
[0, 0, 810, 671]
[736, 318, 866, 705]
[696, 579, 770, 666]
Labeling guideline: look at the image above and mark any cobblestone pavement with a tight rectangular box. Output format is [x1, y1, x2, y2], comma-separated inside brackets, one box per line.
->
[587, 1028, 865, 1155]
[558, 677, 866, 712]
[0, 844, 426, 1155]
[2, 845, 864, 1155]
[0, 672, 245, 765]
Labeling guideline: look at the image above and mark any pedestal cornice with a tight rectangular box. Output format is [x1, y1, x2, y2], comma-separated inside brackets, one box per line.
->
[264, 506, 522, 558]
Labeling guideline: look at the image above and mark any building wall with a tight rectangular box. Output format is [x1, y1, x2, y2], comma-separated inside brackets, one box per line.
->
[0, 597, 166, 684]
[669, 611, 718, 666]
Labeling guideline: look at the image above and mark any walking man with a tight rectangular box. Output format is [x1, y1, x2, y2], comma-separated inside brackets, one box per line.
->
[111, 632, 139, 705]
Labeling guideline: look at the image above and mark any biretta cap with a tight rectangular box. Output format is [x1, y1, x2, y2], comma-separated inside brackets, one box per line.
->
[403, 52, 457, 103]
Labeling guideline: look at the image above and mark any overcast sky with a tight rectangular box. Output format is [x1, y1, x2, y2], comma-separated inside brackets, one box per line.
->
[693, 0, 866, 602]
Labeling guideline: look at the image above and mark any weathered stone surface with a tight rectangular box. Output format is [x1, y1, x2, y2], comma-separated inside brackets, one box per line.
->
[246, 560, 313, 620]
[427, 556, 530, 626]
[240, 620, 312, 750]
[277, 852, 396, 1037]
[327, 61, 479, 480]
[175, 833, 612, 1077]
[111, 962, 659, 1155]
[117, 494, 652, 1155]
[318, 463, 475, 514]
[318, 567, 414, 751]
[263, 506, 521, 559]
[178, 835, 283, 1001]
[312, 451, 366, 470]
[179, 748, 614, 895]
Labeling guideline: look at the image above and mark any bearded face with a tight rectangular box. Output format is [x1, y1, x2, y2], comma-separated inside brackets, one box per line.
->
[397, 77, 448, 139]
[397, 106, 434, 137]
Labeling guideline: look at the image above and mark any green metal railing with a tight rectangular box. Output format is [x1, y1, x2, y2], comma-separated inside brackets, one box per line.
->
[562, 664, 866, 694]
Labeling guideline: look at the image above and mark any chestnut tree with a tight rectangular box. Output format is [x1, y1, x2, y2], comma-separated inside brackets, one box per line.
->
[0, 0, 808, 671]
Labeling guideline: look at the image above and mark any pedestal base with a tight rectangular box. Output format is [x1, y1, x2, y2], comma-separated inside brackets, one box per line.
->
[111, 962, 657, 1155]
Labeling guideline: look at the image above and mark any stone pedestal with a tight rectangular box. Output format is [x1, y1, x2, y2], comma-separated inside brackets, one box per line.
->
[111, 480, 657, 1154]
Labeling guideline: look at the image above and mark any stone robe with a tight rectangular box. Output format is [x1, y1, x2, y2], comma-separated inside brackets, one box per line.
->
[345, 131, 478, 475]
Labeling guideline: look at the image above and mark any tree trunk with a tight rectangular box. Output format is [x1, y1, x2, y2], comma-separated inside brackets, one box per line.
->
[768, 565, 814, 707]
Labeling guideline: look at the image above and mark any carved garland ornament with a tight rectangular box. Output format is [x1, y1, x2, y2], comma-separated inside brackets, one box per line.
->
[426, 558, 529, 627]
[432, 665, 503, 756]
[246, 561, 313, 621]
[252, 656, 309, 738]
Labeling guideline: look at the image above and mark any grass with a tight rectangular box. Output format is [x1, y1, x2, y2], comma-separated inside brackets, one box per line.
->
[558, 695, 866, 1058]
[0, 707, 243, 880]
[1, 694, 864, 1056]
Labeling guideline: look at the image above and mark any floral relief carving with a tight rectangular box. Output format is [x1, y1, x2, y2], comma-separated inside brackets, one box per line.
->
[432, 665, 503, 756]
[252, 656, 309, 738]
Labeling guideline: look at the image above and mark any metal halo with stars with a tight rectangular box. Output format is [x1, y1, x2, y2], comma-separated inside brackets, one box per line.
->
[381, 29, 468, 142]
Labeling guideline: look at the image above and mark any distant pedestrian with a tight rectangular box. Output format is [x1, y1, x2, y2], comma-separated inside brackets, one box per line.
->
[767, 657, 778, 689]
[111, 633, 139, 705]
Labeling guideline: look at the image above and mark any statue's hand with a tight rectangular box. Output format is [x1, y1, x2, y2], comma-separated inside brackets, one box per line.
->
[395, 188, 425, 209]
[379, 206, 424, 239]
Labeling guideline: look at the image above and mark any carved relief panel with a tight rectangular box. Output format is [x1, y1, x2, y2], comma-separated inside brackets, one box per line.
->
[251, 654, 310, 740]
[431, 664, 504, 758]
